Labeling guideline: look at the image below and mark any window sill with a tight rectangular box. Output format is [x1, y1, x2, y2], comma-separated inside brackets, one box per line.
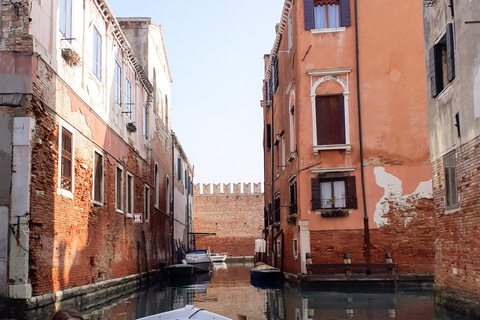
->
[57, 188, 73, 199]
[311, 27, 346, 34]
[444, 205, 460, 215]
[287, 151, 296, 163]
[116, 209, 124, 214]
[126, 212, 133, 219]
[436, 82, 453, 100]
[313, 144, 352, 154]
[92, 200, 103, 206]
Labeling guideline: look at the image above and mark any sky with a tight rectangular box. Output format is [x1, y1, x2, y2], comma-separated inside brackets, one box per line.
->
[107, 1, 283, 185]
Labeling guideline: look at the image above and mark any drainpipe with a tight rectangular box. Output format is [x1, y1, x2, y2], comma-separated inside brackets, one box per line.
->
[354, 0, 371, 263]
[270, 83, 275, 267]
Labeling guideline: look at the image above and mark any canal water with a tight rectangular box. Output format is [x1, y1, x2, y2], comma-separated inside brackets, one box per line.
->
[5, 262, 474, 320]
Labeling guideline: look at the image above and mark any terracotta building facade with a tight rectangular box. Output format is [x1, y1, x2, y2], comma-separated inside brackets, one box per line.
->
[423, 0, 480, 316]
[193, 183, 263, 257]
[0, 0, 192, 307]
[262, 0, 435, 276]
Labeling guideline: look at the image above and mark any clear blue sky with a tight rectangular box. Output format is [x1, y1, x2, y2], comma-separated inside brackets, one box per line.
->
[108, 1, 282, 185]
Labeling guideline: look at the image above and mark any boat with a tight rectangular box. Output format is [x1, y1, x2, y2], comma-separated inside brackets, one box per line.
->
[166, 263, 195, 277]
[250, 263, 284, 288]
[185, 249, 213, 273]
[209, 252, 227, 262]
[136, 305, 232, 320]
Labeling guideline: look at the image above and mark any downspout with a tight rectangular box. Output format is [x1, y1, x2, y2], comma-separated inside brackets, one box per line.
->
[271, 83, 275, 267]
[171, 133, 175, 264]
[354, 0, 371, 263]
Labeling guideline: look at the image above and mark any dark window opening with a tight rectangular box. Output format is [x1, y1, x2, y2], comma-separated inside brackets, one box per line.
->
[429, 23, 455, 97]
[315, 94, 345, 145]
[311, 175, 357, 210]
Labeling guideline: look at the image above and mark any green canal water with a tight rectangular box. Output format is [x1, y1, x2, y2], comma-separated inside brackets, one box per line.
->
[3, 262, 474, 320]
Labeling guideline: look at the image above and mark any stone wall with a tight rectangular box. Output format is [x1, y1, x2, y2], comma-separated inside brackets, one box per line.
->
[193, 183, 263, 257]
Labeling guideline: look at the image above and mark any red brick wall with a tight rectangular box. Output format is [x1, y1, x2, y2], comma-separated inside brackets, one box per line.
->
[27, 57, 173, 296]
[193, 183, 263, 257]
[433, 137, 480, 305]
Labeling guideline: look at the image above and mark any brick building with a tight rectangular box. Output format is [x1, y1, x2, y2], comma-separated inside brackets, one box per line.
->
[261, 0, 435, 276]
[0, 0, 192, 307]
[193, 183, 263, 257]
[423, 0, 480, 316]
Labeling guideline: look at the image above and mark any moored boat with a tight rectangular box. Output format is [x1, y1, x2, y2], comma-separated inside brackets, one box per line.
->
[166, 263, 195, 277]
[210, 252, 227, 262]
[136, 305, 232, 320]
[250, 263, 284, 288]
[185, 249, 213, 273]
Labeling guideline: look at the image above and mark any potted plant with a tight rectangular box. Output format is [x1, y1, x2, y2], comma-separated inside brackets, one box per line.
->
[286, 214, 297, 225]
[61, 48, 81, 67]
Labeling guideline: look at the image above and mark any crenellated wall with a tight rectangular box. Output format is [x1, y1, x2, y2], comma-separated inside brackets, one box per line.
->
[193, 183, 264, 257]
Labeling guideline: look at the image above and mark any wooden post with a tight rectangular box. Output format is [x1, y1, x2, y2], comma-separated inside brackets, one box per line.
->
[385, 252, 394, 275]
[344, 252, 352, 276]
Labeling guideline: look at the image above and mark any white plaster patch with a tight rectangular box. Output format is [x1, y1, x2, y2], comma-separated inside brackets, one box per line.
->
[373, 167, 433, 228]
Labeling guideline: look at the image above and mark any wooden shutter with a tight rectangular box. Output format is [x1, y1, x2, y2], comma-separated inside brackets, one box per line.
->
[446, 23, 455, 82]
[304, 0, 315, 30]
[346, 176, 358, 209]
[428, 46, 438, 98]
[311, 178, 322, 210]
[266, 124, 272, 150]
[316, 95, 345, 145]
[339, 0, 351, 27]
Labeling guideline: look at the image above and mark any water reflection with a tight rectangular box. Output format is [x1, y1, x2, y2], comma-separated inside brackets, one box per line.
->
[5, 262, 473, 320]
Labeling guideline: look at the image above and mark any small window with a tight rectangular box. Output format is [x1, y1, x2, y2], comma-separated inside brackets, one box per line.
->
[166, 176, 170, 213]
[60, 126, 73, 192]
[144, 185, 150, 222]
[59, 0, 72, 39]
[153, 163, 160, 209]
[315, 94, 345, 145]
[114, 61, 122, 106]
[126, 173, 134, 217]
[289, 104, 295, 153]
[293, 238, 298, 259]
[93, 150, 104, 204]
[93, 27, 102, 79]
[281, 134, 286, 171]
[266, 124, 272, 151]
[143, 104, 148, 139]
[177, 158, 182, 181]
[274, 196, 280, 224]
[276, 240, 281, 258]
[289, 182, 297, 215]
[125, 78, 132, 119]
[429, 23, 455, 97]
[288, 10, 293, 49]
[311, 176, 357, 210]
[443, 151, 457, 208]
[304, 0, 351, 30]
[116, 166, 124, 212]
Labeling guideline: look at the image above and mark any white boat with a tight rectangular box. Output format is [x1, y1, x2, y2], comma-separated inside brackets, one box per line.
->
[209, 252, 227, 262]
[137, 305, 232, 320]
[185, 249, 213, 272]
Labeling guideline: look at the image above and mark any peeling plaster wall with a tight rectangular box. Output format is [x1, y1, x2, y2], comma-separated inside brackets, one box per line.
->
[373, 167, 433, 227]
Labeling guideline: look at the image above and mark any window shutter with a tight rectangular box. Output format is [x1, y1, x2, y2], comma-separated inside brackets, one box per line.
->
[315, 96, 330, 145]
[428, 46, 438, 98]
[311, 178, 322, 210]
[304, 0, 315, 30]
[446, 23, 455, 82]
[329, 95, 345, 144]
[339, 0, 351, 27]
[266, 124, 272, 150]
[346, 176, 358, 209]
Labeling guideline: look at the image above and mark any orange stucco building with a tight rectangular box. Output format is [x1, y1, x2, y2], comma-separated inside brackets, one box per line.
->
[262, 0, 435, 276]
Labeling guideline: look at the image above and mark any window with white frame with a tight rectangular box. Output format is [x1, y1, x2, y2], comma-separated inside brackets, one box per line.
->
[58, 123, 74, 197]
[93, 150, 104, 204]
[59, 0, 72, 39]
[125, 78, 132, 119]
[315, 94, 345, 145]
[93, 26, 102, 79]
[443, 151, 458, 208]
[293, 238, 298, 259]
[114, 61, 122, 106]
[311, 175, 357, 210]
[154, 163, 159, 208]
[144, 185, 150, 222]
[143, 103, 148, 139]
[126, 173, 134, 217]
[116, 166, 124, 212]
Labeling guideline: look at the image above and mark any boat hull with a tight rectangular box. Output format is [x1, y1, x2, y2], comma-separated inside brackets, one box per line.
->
[167, 264, 195, 277]
[250, 268, 284, 288]
[136, 305, 232, 320]
[210, 253, 227, 262]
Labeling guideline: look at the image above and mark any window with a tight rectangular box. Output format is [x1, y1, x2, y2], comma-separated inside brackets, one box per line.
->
[93, 150, 104, 204]
[276, 240, 281, 257]
[59, 0, 72, 39]
[289, 182, 297, 215]
[177, 158, 182, 181]
[429, 23, 455, 97]
[274, 196, 280, 223]
[311, 176, 357, 210]
[125, 78, 132, 119]
[60, 126, 74, 194]
[304, 0, 350, 30]
[443, 151, 457, 208]
[166, 176, 170, 213]
[289, 104, 295, 153]
[281, 134, 286, 171]
[114, 61, 121, 106]
[126, 173, 133, 217]
[143, 104, 148, 139]
[144, 185, 150, 222]
[271, 57, 279, 93]
[288, 10, 293, 49]
[266, 123, 272, 151]
[154, 163, 159, 208]
[314, 1, 339, 29]
[293, 238, 298, 259]
[93, 27, 102, 79]
[315, 94, 345, 145]
[116, 166, 124, 212]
